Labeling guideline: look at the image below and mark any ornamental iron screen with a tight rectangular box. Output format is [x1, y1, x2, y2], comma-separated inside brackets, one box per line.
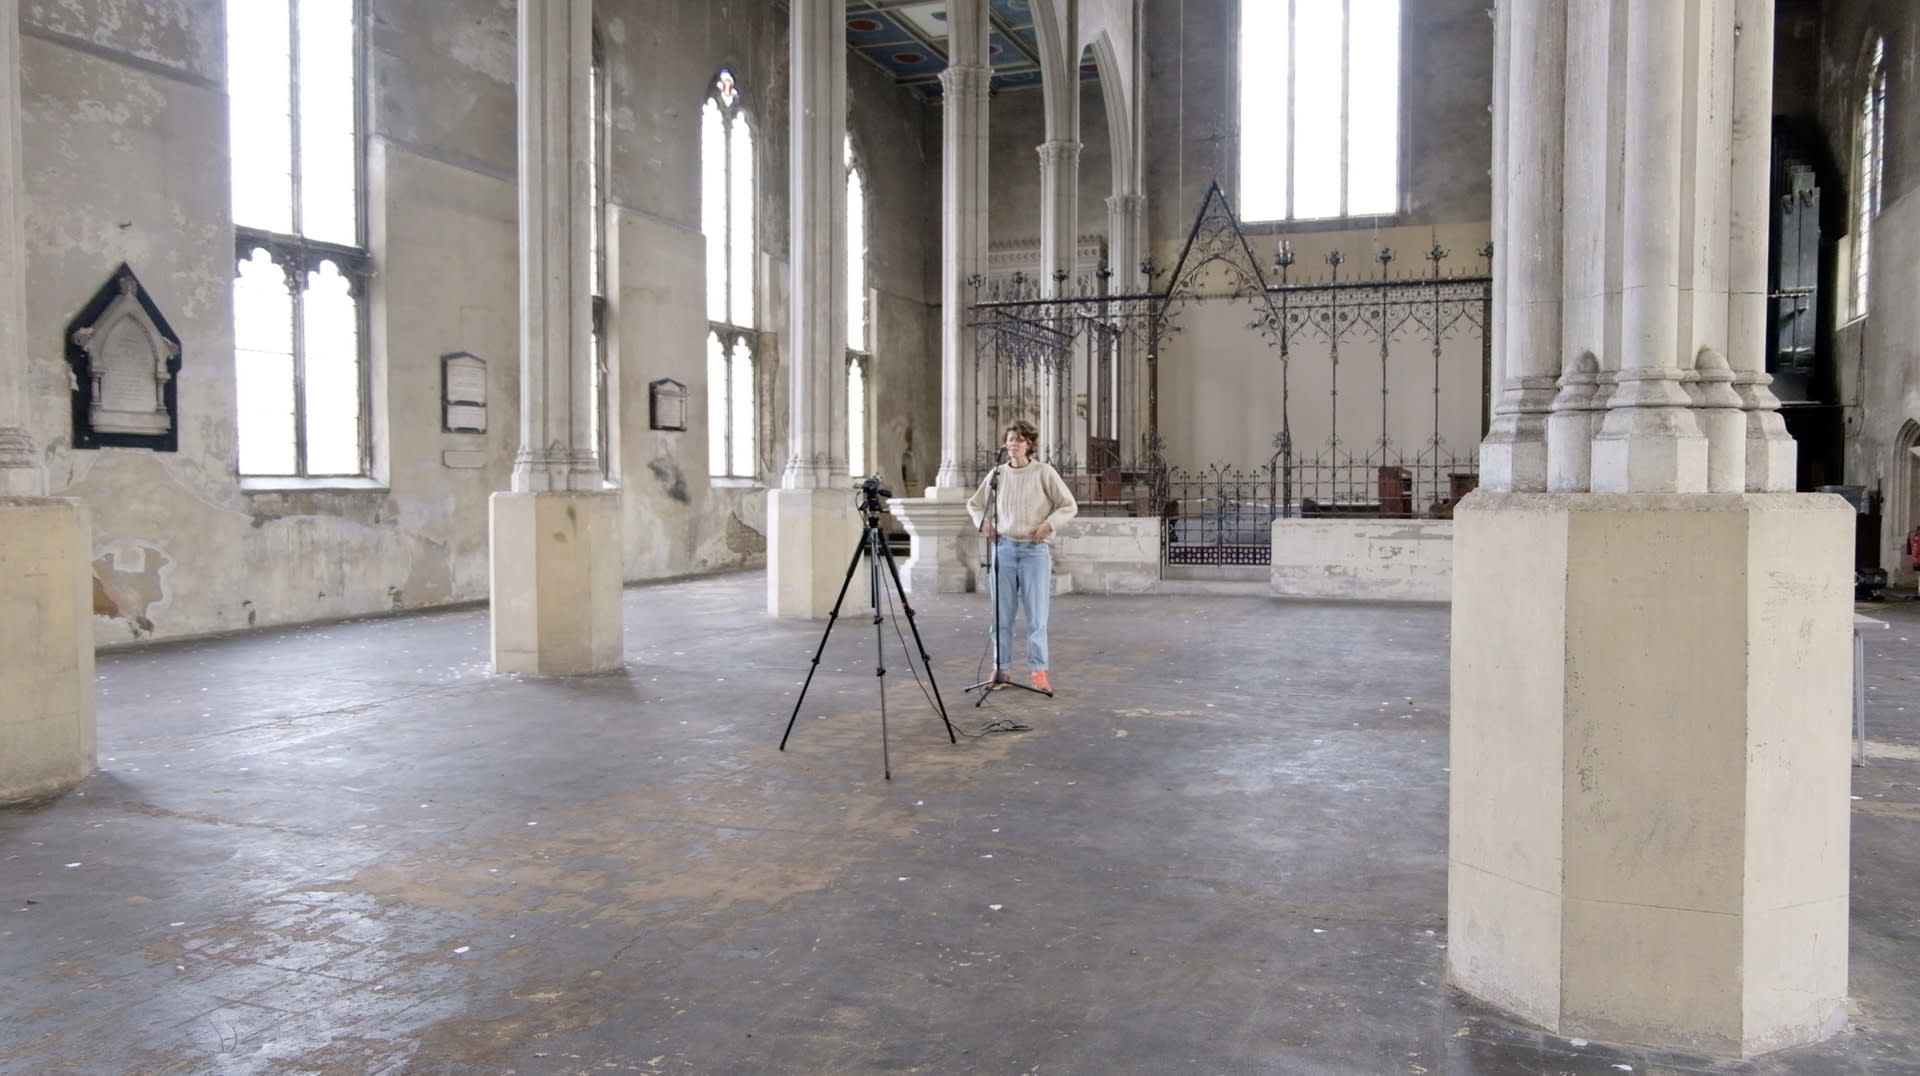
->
[970, 183, 1491, 570]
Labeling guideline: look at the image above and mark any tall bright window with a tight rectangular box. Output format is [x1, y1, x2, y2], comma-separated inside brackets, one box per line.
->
[1851, 37, 1886, 321]
[590, 36, 612, 476]
[228, 0, 369, 477]
[1239, 0, 1400, 222]
[846, 135, 870, 478]
[703, 70, 757, 479]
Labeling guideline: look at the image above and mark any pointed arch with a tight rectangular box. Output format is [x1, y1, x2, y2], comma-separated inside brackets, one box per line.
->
[702, 68, 759, 479]
[845, 132, 871, 477]
[1890, 418, 1920, 583]
[1028, 0, 1078, 144]
[1089, 30, 1134, 200]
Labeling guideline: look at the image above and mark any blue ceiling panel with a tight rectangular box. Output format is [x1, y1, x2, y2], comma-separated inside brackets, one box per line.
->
[875, 47, 949, 80]
[846, 0, 1071, 96]
[987, 31, 1029, 67]
[845, 13, 915, 48]
[988, 0, 1034, 29]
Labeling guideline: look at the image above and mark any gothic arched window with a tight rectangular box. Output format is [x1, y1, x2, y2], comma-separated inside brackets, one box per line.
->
[591, 33, 613, 477]
[846, 135, 870, 479]
[229, 0, 370, 478]
[1238, 0, 1400, 222]
[703, 70, 758, 479]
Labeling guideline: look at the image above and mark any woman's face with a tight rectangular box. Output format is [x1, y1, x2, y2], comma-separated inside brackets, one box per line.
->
[1004, 430, 1032, 464]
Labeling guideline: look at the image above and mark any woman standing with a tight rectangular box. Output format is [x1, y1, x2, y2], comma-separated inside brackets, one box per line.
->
[967, 420, 1078, 693]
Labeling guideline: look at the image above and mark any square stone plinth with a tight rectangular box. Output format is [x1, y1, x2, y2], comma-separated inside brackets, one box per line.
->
[1448, 492, 1852, 1057]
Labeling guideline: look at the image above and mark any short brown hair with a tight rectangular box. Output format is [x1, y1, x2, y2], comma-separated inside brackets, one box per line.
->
[1004, 420, 1039, 451]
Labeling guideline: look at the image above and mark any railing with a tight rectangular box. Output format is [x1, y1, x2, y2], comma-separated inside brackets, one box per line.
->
[1157, 450, 1479, 567]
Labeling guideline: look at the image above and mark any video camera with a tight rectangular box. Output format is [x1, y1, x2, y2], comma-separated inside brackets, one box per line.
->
[856, 474, 890, 518]
[856, 473, 892, 514]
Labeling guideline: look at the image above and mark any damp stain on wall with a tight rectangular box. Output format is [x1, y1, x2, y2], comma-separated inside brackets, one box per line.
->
[92, 542, 174, 637]
[649, 456, 691, 504]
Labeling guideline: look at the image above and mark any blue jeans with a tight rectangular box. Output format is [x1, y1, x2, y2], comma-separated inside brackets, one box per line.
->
[991, 538, 1052, 671]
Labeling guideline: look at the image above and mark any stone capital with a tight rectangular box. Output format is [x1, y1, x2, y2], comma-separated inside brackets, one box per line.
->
[938, 64, 992, 100]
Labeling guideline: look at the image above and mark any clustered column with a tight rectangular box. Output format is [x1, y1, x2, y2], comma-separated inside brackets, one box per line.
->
[1451, 0, 1852, 1056]
[511, 0, 602, 494]
[1484, 0, 1792, 495]
[781, 0, 849, 492]
[0, 0, 96, 804]
[1478, 0, 1564, 493]
[934, 0, 991, 491]
[0, 0, 40, 497]
[765, 0, 856, 617]
[489, 0, 623, 675]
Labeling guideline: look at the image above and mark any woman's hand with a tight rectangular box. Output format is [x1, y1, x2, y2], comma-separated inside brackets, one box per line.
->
[983, 522, 998, 539]
[1033, 522, 1053, 541]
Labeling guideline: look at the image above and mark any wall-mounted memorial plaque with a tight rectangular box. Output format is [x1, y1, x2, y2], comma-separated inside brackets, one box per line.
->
[650, 378, 687, 431]
[442, 352, 487, 434]
[66, 265, 182, 451]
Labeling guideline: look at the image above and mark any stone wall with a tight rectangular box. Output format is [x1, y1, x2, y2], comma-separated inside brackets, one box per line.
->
[18, 0, 941, 645]
[1813, 1, 1920, 577]
[1140, 0, 1495, 241]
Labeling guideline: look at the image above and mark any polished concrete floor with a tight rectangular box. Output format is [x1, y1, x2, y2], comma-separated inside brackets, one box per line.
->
[3, 571, 1918, 1075]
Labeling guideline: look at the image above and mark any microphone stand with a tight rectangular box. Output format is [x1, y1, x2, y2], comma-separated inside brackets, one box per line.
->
[964, 459, 1052, 703]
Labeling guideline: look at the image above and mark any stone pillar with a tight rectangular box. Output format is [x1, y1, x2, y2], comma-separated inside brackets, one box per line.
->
[1106, 192, 1145, 300]
[1452, 1, 1849, 1057]
[1727, 0, 1796, 492]
[1037, 139, 1079, 457]
[1478, 0, 1562, 493]
[1451, 493, 1851, 1056]
[1107, 191, 1148, 455]
[768, 0, 857, 618]
[1038, 141, 1081, 299]
[0, 0, 38, 500]
[0, 0, 95, 806]
[896, 0, 991, 594]
[1589, 0, 1707, 493]
[491, 0, 622, 675]
[933, 1, 990, 493]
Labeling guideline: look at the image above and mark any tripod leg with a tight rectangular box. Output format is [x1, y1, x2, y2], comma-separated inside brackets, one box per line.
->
[869, 525, 892, 779]
[779, 534, 871, 751]
[877, 533, 957, 742]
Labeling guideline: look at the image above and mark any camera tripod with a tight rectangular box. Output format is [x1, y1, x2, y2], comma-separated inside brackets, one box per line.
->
[779, 480, 957, 778]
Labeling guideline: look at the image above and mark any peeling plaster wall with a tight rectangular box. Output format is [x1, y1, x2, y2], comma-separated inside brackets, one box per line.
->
[18, 0, 940, 646]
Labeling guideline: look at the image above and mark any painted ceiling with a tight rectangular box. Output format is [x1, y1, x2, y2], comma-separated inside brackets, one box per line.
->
[846, 0, 1095, 96]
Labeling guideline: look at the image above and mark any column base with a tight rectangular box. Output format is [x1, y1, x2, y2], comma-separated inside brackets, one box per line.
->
[0, 498, 95, 805]
[1479, 419, 1549, 492]
[888, 489, 980, 594]
[767, 488, 860, 618]
[489, 491, 624, 676]
[1590, 408, 1710, 493]
[1448, 491, 1852, 1056]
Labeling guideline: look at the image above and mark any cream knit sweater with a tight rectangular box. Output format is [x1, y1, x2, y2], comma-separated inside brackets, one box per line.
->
[966, 460, 1079, 543]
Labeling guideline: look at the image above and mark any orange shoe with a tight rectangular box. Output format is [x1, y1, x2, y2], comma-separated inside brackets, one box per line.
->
[1030, 670, 1052, 693]
[990, 669, 1012, 689]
